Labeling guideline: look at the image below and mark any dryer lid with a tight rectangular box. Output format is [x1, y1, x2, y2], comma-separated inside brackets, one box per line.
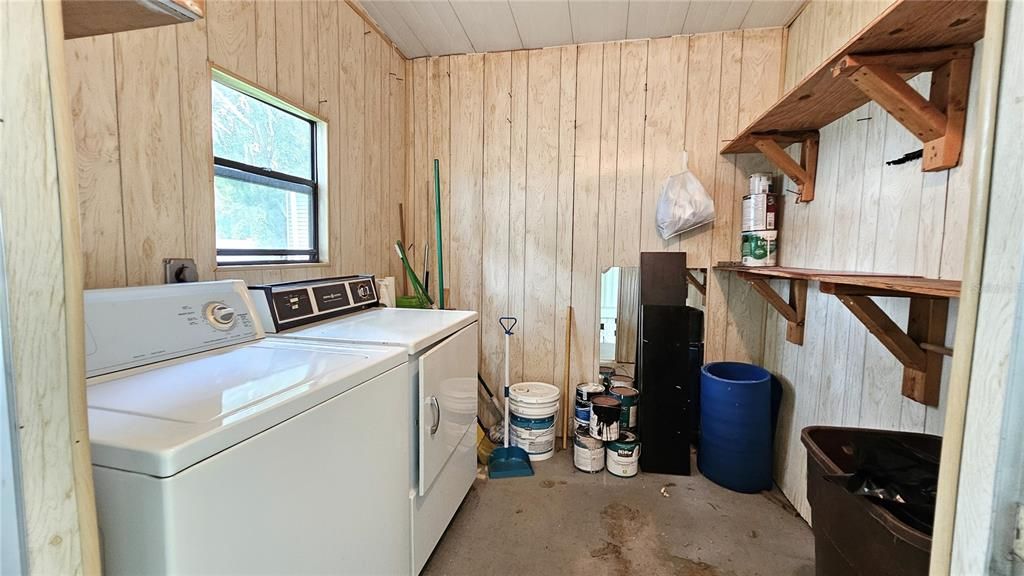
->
[284, 308, 477, 354]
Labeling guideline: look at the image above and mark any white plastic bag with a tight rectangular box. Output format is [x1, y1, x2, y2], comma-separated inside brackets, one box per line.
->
[655, 152, 715, 240]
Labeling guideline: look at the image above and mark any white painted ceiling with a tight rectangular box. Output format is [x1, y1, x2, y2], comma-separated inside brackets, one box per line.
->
[359, 0, 807, 58]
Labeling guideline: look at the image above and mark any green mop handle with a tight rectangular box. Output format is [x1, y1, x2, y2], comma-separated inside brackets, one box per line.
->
[434, 159, 445, 310]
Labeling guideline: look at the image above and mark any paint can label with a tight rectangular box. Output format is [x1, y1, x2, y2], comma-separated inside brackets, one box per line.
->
[509, 413, 555, 456]
[573, 428, 605, 473]
[606, 433, 641, 478]
[574, 401, 591, 428]
[609, 386, 639, 430]
[741, 230, 778, 267]
[741, 194, 778, 232]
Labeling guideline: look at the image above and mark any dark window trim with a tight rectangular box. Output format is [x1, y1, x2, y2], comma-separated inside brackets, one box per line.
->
[213, 82, 320, 267]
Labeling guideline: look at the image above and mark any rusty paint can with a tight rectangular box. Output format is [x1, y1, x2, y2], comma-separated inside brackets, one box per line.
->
[574, 382, 605, 428]
[589, 395, 622, 441]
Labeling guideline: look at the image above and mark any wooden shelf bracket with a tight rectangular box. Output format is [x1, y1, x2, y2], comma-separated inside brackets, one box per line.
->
[739, 273, 807, 345]
[752, 133, 819, 203]
[821, 283, 949, 406]
[833, 46, 973, 171]
[686, 269, 707, 297]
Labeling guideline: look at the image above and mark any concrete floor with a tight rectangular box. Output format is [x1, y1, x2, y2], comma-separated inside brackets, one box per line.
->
[423, 450, 815, 576]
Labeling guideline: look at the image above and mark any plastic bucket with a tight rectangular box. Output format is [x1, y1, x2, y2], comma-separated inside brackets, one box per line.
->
[508, 382, 560, 461]
[698, 362, 773, 493]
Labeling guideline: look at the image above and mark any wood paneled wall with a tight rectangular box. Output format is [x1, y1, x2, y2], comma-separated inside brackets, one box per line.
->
[755, 0, 977, 520]
[66, 0, 408, 289]
[404, 30, 786, 403]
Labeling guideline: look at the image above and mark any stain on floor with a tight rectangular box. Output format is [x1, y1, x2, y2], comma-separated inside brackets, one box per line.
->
[422, 450, 814, 576]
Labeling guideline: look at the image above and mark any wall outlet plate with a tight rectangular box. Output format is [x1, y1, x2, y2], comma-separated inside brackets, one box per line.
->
[164, 258, 198, 283]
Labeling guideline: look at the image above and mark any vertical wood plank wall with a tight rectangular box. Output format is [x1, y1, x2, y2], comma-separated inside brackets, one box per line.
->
[65, 0, 408, 289]
[756, 0, 976, 519]
[405, 29, 786, 411]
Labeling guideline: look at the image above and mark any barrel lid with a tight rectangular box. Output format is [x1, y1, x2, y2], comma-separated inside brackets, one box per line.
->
[609, 374, 634, 383]
[576, 382, 604, 393]
[509, 382, 560, 403]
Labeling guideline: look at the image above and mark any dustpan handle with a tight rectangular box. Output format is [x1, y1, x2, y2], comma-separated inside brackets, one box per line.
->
[499, 316, 517, 335]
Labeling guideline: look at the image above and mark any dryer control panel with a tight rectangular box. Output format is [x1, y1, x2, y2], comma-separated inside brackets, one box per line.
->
[248, 275, 379, 333]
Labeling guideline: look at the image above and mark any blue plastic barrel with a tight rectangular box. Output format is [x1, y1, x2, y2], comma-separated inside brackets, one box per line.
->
[698, 362, 772, 493]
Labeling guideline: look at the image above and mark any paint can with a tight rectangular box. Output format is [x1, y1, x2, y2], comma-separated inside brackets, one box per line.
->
[749, 172, 773, 196]
[608, 374, 634, 388]
[589, 395, 622, 441]
[599, 366, 615, 387]
[573, 426, 605, 473]
[508, 382, 560, 462]
[741, 194, 778, 232]
[609, 386, 639, 430]
[574, 382, 606, 429]
[741, 230, 778, 267]
[606, 431, 641, 478]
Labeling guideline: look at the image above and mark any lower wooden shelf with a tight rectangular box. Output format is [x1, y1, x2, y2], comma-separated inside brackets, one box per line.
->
[714, 263, 960, 406]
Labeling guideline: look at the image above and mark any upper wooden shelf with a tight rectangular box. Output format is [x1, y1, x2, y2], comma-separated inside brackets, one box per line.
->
[714, 264, 960, 298]
[63, 0, 204, 39]
[720, 0, 986, 155]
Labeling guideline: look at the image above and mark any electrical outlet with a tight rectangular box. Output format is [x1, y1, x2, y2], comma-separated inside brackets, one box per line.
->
[164, 258, 198, 283]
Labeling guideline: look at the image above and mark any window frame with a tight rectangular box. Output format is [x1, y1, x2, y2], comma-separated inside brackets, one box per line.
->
[210, 65, 329, 268]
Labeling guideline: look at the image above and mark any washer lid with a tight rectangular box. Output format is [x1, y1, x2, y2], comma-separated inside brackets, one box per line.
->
[87, 339, 405, 477]
[283, 308, 477, 354]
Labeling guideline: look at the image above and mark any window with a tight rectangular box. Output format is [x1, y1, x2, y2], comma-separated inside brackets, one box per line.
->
[211, 70, 323, 265]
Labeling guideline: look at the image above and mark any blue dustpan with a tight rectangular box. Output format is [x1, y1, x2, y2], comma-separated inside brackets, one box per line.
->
[488, 445, 534, 479]
[488, 316, 535, 479]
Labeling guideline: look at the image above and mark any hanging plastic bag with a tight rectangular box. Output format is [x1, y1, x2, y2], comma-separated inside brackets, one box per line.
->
[655, 152, 715, 240]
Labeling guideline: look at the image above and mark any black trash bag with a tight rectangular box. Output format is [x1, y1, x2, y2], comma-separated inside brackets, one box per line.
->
[822, 436, 939, 534]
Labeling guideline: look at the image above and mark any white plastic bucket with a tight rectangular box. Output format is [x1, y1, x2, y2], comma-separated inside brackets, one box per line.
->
[508, 382, 560, 461]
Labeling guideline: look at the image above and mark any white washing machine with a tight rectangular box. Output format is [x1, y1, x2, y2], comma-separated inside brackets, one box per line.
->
[85, 281, 411, 575]
[249, 277, 478, 574]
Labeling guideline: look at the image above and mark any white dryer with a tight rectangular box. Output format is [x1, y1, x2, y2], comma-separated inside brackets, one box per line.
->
[249, 277, 478, 574]
[86, 281, 411, 575]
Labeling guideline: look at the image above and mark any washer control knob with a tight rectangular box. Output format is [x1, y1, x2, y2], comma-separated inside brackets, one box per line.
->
[205, 302, 236, 330]
[357, 284, 371, 298]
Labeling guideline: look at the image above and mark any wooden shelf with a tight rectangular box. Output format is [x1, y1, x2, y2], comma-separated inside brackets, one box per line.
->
[63, 0, 204, 39]
[720, 0, 985, 179]
[714, 263, 960, 406]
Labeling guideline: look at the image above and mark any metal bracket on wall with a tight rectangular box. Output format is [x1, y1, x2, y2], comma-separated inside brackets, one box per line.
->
[820, 282, 949, 406]
[751, 132, 819, 203]
[738, 272, 807, 345]
[832, 45, 973, 171]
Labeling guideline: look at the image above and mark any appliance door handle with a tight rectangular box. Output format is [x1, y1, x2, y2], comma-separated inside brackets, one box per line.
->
[428, 396, 440, 436]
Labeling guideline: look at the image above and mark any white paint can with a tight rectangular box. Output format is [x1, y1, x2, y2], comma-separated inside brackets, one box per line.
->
[741, 194, 778, 232]
[741, 230, 778, 267]
[508, 382, 560, 462]
[749, 172, 773, 195]
[606, 431, 641, 478]
[573, 426, 605, 473]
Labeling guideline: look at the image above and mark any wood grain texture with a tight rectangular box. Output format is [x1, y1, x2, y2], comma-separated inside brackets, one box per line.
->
[613, 40, 648, 268]
[363, 29, 383, 277]
[4, 1, 99, 570]
[115, 26, 185, 286]
[71, 0, 404, 288]
[553, 45, 577, 412]
[65, 35, 127, 289]
[207, 0, 257, 78]
[449, 53, 484, 314]
[177, 18, 216, 281]
[523, 48, 560, 385]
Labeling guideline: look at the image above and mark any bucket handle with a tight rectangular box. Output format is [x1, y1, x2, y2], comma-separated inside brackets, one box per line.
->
[499, 316, 517, 335]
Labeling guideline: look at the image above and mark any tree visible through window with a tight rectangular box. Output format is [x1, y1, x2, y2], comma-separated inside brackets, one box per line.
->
[212, 75, 320, 264]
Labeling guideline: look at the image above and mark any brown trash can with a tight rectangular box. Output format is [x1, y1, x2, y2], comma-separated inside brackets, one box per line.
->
[801, 426, 941, 576]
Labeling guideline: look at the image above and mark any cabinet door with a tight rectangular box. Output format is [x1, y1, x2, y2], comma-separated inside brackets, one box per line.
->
[418, 323, 477, 496]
